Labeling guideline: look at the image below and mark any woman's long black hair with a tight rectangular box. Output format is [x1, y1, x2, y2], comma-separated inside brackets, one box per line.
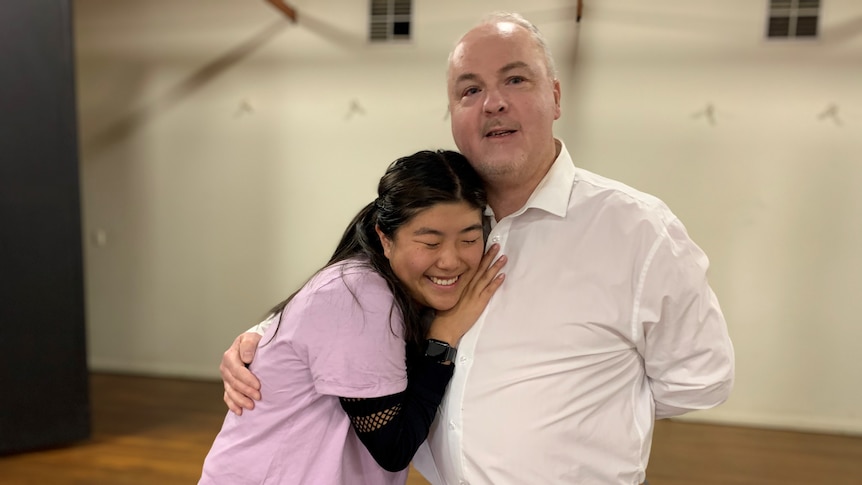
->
[265, 149, 486, 347]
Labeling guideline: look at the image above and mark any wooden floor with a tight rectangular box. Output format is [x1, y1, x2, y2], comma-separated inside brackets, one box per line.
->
[1, 374, 860, 484]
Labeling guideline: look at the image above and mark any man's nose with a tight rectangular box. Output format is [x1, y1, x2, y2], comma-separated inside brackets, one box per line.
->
[483, 88, 508, 114]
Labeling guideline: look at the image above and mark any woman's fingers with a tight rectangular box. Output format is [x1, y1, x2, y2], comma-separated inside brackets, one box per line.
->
[463, 244, 506, 301]
[476, 244, 506, 288]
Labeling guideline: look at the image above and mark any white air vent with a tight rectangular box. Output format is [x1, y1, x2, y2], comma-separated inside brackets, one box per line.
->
[369, 0, 412, 42]
[767, 0, 820, 38]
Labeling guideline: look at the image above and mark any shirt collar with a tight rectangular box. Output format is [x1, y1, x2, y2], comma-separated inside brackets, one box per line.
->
[484, 139, 575, 223]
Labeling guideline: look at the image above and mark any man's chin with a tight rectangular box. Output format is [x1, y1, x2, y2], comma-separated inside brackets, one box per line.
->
[471, 155, 518, 178]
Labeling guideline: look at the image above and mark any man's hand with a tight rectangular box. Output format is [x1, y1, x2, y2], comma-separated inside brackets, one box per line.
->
[220, 332, 263, 415]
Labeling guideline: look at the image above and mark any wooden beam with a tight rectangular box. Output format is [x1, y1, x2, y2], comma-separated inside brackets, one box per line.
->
[265, 0, 297, 22]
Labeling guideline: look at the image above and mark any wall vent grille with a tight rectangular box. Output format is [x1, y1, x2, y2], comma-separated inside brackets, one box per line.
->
[767, 0, 820, 38]
[370, 0, 412, 42]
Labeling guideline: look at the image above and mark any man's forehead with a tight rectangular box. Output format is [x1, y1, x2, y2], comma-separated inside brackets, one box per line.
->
[462, 21, 520, 42]
[450, 45, 535, 78]
[452, 23, 533, 59]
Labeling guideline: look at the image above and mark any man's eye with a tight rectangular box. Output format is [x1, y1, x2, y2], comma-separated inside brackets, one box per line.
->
[463, 238, 480, 245]
[508, 76, 525, 85]
[462, 87, 480, 97]
[423, 242, 440, 249]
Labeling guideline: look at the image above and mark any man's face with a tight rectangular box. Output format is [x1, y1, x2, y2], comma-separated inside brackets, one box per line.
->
[447, 22, 561, 186]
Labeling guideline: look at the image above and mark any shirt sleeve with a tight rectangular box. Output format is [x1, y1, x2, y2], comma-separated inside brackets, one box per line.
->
[338, 347, 455, 472]
[292, 270, 408, 398]
[638, 216, 735, 419]
[246, 312, 278, 336]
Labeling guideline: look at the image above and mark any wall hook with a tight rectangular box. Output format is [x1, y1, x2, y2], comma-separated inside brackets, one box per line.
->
[818, 103, 842, 126]
[234, 98, 255, 118]
[345, 99, 366, 120]
[691, 103, 717, 126]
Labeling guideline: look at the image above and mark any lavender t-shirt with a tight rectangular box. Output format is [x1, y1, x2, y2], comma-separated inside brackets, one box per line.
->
[200, 260, 409, 484]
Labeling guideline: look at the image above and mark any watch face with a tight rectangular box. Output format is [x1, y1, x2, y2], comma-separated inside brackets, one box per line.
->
[425, 339, 455, 361]
[426, 342, 447, 358]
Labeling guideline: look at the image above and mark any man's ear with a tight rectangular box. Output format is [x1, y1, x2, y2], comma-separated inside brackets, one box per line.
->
[375, 224, 392, 259]
[552, 78, 562, 120]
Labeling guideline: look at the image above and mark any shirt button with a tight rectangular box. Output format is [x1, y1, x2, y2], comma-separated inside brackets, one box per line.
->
[459, 355, 469, 364]
[491, 236, 500, 243]
[448, 420, 456, 430]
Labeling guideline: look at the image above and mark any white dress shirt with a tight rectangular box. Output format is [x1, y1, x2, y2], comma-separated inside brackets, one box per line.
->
[411, 141, 734, 485]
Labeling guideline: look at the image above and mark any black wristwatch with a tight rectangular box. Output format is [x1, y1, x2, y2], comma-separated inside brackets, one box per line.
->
[424, 339, 457, 363]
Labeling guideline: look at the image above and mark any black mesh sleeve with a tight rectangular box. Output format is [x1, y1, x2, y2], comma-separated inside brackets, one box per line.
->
[339, 348, 454, 472]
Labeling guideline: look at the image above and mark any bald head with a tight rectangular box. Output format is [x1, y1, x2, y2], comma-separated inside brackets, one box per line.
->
[448, 12, 557, 83]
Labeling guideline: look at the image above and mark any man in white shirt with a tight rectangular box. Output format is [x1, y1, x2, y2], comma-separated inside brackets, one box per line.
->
[219, 12, 734, 485]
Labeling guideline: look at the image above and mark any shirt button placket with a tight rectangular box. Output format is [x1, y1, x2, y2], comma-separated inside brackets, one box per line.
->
[488, 220, 508, 251]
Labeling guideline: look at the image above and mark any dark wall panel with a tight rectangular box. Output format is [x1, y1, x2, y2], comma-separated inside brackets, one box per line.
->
[0, 0, 90, 453]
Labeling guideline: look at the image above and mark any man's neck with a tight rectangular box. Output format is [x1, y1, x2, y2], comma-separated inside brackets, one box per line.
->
[486, 140, 561, 221]
[486, 183, 536, 221]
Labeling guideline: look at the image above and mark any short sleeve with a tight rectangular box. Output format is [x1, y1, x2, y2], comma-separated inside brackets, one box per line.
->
[290, 268, 407, 399]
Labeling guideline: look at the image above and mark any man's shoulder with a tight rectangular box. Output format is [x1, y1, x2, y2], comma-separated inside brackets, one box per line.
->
[572, 166, 663, 207]
[571, 166, 675, 225]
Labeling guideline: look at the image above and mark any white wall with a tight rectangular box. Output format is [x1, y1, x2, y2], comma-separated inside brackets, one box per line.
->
[76, 0, 862, 435]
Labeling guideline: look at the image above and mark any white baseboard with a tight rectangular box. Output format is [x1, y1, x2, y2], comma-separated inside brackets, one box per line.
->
[88, 358, 220, 381]
[672, 409, 862, 437]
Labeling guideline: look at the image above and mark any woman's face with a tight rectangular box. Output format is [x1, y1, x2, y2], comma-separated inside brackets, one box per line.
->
[377, 201, 485, 311]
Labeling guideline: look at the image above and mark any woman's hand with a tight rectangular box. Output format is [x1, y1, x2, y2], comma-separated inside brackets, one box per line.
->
[427, 243, 507, 346]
